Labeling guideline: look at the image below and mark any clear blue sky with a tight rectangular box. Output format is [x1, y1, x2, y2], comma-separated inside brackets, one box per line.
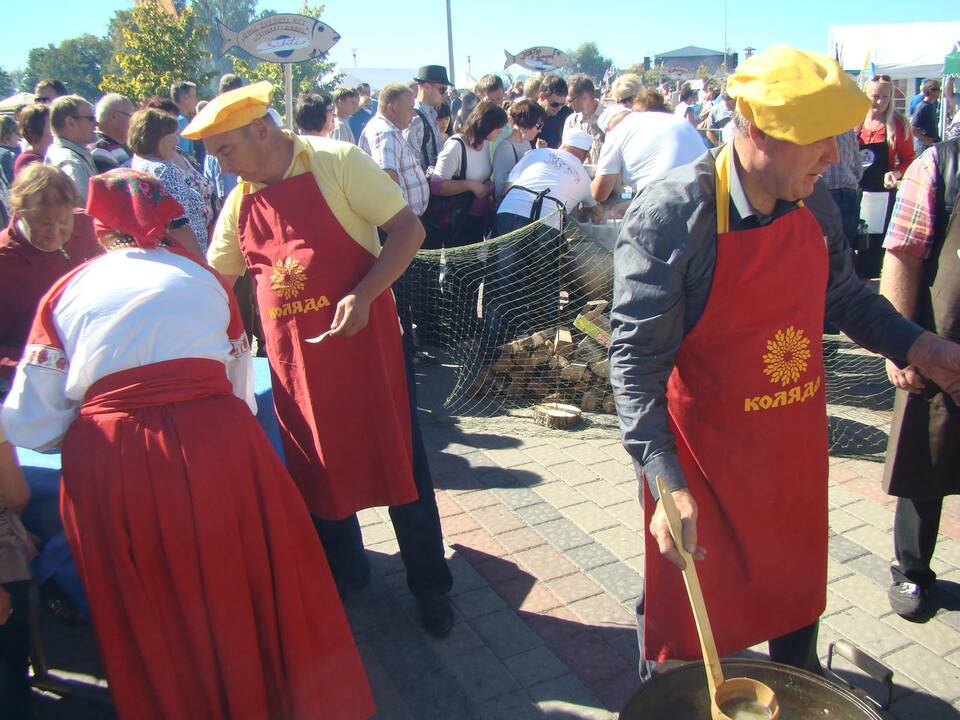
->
[4, 1, 958, 82]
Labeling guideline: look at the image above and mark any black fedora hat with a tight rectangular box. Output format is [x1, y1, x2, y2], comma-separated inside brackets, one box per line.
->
[415, 65, 452, 86]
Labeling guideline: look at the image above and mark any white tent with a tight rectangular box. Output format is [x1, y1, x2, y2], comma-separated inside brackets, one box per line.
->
[0, 91, 38, 112]
[828, 21, 960, 80]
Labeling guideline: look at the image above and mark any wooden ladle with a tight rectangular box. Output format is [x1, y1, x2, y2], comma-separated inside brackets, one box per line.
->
[655, 476, 780, 720]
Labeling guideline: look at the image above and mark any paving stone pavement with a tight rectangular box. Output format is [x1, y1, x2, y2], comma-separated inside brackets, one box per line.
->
[342, 420, 960, 720]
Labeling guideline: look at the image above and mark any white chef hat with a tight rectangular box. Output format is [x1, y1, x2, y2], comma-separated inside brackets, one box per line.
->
[561, 128, 594, 152]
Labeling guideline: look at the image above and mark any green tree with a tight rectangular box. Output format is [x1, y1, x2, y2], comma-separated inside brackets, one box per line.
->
[0, 68, 13, 97]
[100, 0, 214, 102]
[227, 2, 340, 116]
[192, 0, 257, 86]
[567, 42, 613, 82]
[22, 35, 113, 101]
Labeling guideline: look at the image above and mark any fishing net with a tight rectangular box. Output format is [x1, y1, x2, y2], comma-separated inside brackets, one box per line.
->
[403, 216, 895, 457]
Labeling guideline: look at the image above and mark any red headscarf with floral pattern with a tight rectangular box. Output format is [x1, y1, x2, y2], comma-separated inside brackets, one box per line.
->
[85, 169, 185, 248]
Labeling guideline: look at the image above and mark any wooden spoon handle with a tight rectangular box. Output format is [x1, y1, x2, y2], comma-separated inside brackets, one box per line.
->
[655, 476, 725, 702]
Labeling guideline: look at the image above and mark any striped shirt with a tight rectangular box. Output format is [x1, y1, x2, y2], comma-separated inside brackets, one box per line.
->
[883, 146, 938, 259]
[359, 114, 429, 216]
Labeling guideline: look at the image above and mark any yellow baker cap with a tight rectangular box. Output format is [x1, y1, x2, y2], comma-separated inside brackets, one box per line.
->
[181, 80, 275, 140]
[726, 45, 869, 145]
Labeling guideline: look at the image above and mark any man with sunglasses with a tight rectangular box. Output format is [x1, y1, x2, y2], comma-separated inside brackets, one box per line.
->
[404, 65, 452, 172]
[535, 74, 571, 149]
[34, 79, 67, 104]
[44, 95, 97, 206]
[912, 79, 942, 154]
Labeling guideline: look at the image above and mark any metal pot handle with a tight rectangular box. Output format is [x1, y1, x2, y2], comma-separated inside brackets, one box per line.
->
[826, 639, 894, 710]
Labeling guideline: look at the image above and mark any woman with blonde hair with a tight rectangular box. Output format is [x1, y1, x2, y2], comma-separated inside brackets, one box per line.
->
[599, 73, 644, 134]
[855, 74, 915, 278]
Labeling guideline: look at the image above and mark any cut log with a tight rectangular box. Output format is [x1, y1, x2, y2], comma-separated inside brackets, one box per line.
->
[554, 327, 573, 354]
[532, 402, 582, 430]
[560, 362, 589, 382]
[589, 359, 610, 378]
[531, 329, 554, 348]
[576, 336, 606, 363]
[491, 356, 514, 373]
[581, 390, 603, 412]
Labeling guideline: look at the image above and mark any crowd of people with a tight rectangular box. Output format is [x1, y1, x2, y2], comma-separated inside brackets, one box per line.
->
[0, 46, 958, 719]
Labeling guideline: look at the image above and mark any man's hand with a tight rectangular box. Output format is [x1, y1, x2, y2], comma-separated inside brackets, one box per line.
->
[886, 360, 926, 393]
[883, 171, 900, 190]
[649, 488, 707, 570]
[0, 586, 12, 625]
[907, 331, 960, 403]
[329, 292, 372, 337]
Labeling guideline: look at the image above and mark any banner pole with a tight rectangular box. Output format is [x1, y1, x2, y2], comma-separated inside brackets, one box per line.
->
[284, 63, 294, 130]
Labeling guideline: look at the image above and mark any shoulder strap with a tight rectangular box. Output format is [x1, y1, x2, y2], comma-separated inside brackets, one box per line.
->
[452, 137, 467, 181]
[512, 142, 520, 164]
[414, 108, 437, 161]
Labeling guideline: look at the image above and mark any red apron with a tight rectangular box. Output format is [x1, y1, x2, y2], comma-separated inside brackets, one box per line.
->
[237, 169, 417, 520]
[643, 144, 830, 662]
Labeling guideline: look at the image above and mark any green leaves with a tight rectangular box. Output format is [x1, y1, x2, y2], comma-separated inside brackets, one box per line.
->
[100, 1, 215, 102]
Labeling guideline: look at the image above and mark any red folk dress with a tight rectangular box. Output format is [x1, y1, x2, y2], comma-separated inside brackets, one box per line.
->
[19, 249, 375, 720]
[237, 170, 417, 520]
[643, 144, 831, 661]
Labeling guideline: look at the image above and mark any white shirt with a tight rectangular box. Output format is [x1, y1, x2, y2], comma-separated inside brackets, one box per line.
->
[497, 148, 596, 230]
[433, 135, 493, 182]
[1, 248, 254, 450]
[596, 111, 705, 192]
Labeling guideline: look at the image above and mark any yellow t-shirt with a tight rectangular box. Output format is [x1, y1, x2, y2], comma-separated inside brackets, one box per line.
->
[207, 133, 407, 277]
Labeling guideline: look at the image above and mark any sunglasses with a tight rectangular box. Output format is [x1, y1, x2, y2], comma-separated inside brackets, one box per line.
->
[870, 75, 891, 82]
[548, 101, 564, 109]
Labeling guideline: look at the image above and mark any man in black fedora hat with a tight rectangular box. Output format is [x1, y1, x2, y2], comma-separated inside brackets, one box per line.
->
[404, 64, 452, 172]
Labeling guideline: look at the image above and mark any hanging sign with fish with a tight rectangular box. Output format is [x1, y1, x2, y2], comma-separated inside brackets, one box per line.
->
[503, 47, 570, 72]
[217, 14, 341, 64]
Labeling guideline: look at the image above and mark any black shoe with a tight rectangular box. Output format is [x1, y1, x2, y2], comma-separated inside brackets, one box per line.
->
[888, 581, 932, 621]
[40, 579, 88, 626]
[418, 593, 454, 638]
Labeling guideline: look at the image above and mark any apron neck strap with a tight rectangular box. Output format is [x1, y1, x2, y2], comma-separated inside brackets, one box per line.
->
[714, 141, 803, 236]
[715, 143, 733, 235]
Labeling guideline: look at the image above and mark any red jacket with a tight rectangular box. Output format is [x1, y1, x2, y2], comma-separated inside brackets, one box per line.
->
[0, 212, 100, 386]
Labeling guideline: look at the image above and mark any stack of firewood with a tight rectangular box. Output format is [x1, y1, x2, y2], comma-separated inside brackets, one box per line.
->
[466, 301, 616, 415]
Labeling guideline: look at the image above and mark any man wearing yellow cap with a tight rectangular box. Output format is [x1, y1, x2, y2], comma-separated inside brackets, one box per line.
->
[609, 46, 960, 676]
[182, 81, 455, 637]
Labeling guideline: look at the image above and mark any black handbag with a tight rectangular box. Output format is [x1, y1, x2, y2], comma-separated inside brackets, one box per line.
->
[421, 137, 475, 249]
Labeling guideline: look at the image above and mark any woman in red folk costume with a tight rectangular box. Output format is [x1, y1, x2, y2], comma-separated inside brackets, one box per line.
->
[0, 169, 374, 720]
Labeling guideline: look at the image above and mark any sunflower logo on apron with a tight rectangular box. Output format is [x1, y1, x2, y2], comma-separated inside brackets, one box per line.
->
[270, 257, 307, 300]
[762, 326, 812, 386]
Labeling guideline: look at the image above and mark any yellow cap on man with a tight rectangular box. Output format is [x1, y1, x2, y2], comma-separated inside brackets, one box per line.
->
[182, 80, 275, 140]
[726, 45, 870, 145]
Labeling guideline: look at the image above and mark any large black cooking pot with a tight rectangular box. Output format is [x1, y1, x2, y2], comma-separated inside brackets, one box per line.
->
[622, 642, 891, 720]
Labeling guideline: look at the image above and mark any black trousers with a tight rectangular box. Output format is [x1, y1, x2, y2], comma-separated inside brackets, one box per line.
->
[891, 497, 943, 589]
[634, 590, 823, 680]
[0, 581, 30, 719]
[313, 341, 453, 598]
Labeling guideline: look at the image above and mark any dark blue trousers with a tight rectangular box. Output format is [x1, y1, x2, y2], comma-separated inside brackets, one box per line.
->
[313, 341, 452, 597]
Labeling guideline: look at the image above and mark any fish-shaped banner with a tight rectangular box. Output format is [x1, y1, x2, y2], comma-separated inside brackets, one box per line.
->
[217, 14, 341, 64]
[503, 47, 570, 72]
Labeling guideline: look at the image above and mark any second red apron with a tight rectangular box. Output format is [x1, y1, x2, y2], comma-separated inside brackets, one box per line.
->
[237, 170, 417, 520]
[643, 144, 831, 661]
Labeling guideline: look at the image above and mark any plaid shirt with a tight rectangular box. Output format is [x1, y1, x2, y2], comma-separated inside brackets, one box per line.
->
[821, 130, 863, 192]
[359, 114, 429, 216]
[883, 146, 938, 259]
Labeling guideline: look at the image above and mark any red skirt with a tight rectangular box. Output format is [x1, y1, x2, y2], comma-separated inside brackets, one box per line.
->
[59, 359, 374, 720]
